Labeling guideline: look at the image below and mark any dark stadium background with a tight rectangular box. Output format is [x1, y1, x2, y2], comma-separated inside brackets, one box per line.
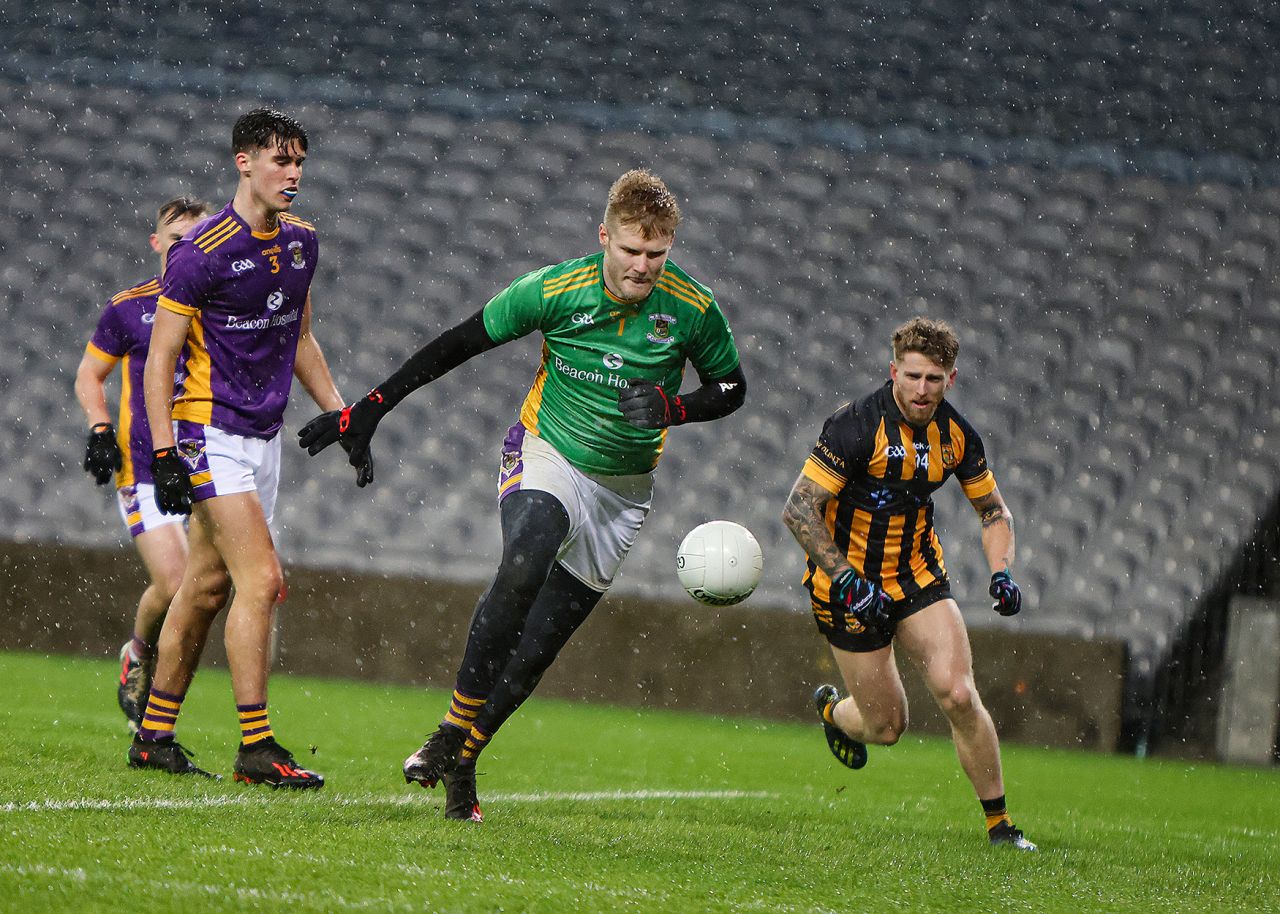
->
[2, 0, 1278, 762]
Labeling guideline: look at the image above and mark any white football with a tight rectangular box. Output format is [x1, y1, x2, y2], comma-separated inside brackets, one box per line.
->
[676, 521, 764, 606]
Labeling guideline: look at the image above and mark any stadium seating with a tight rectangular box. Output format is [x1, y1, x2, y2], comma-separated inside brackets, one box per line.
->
[3, 1, 1280, 165]
[3, 2, 1279, 685]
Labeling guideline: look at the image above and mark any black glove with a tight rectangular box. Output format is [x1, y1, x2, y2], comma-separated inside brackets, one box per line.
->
[150, 446, 193, 516]
[83, 422, 122, 485]
[618, 380, 686, 429]
[344, 440, 374, 487]
[297, 409, 342, 454]
[989, 570, 1022, 616]
[831, 569, 892, 628]
[298, 389, 386, 484]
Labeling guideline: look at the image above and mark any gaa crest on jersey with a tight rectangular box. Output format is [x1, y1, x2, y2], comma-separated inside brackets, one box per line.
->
[940, 443, 959, 469]
[288, 240, 306, 270]
[646, 313, 677, 344]
[178, 439, 206, 470]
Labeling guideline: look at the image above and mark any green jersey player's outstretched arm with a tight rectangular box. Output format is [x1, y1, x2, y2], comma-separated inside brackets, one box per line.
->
[297, 308, 499, 470]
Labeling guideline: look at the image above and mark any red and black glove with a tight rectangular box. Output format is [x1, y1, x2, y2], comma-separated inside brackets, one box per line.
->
[83, 422, 122, 485]
[297, 389, 383, 487]
[618, 380, 687, 429]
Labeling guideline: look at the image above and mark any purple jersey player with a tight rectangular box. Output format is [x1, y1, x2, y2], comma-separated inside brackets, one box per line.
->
[129, 108, 369, 787]
[159, 199, 321, 504]
[75, 195, 209, 732]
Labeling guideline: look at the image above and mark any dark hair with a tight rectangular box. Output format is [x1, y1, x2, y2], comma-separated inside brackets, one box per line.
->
[231, 107, 308, 155]
[157, 195, 210, 225]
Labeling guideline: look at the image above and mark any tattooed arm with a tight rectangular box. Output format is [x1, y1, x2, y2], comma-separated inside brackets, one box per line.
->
[782, 474, 852, 580]
[969, 485, 1015, 574]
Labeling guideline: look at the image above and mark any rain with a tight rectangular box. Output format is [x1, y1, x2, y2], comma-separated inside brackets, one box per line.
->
[2, 0, 1278, 782]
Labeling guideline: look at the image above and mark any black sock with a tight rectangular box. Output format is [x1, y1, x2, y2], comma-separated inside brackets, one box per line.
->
[981, 794, 1011, 830]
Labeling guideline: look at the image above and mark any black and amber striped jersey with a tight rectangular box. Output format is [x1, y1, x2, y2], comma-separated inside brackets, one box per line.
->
[800, 382, 997, 603]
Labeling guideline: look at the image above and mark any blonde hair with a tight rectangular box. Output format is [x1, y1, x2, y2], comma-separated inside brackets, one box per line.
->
[604, 169, 682, 239]
[892, 317, 959, 370]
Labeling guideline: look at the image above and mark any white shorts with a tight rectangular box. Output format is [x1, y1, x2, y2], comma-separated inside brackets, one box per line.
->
[497, 424, 653, 592]
[116, 483, 184, 538]
[174, 421, 281, 525]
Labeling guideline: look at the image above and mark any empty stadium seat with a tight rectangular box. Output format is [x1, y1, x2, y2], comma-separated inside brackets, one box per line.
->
[2, 53, 1278, 681]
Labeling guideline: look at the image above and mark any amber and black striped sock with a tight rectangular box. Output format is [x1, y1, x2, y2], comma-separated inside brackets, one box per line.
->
[137, 687, 184, 742]
[459, 724, 492, 766]
[442, 688, 486, 733]
[237, 702, 274, 746]
[982, 794, 1013, 831]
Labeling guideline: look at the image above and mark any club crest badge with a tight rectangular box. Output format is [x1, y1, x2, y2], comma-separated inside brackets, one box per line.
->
[178, 439, 206, 471]
[501, 451, 519, 472]
[120, 486, 140, 515]
[289, 240, 306, 269]
[647, 313, 677, 344]
[940, 443, 959, 469]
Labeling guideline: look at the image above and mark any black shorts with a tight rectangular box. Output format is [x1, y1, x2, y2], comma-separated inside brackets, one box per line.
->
[810, 581, 953, 653]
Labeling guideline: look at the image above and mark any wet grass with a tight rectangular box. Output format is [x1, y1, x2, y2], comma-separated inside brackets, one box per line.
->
[1, 650, 1276, 913]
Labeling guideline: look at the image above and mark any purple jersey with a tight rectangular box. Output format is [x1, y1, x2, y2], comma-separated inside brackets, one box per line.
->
[86, 276, 187, 487]
[158, 202, 319, 439]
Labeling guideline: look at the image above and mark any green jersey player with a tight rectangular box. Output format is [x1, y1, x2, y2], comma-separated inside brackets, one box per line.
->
[300, 170, 746, 821]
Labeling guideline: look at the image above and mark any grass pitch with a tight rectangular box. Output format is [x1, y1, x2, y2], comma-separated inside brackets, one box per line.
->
[1, 651, 1276, 913]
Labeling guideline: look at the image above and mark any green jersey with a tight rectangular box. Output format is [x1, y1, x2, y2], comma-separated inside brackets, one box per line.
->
[482, 251, 740, 475]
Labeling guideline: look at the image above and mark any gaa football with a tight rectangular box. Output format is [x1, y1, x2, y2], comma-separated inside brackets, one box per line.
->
[676, 521, 764, 606]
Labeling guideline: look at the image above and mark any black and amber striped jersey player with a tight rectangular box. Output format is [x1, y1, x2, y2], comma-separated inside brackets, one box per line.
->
[801, 380, 996, 610]
[783, 317, 1033, 852]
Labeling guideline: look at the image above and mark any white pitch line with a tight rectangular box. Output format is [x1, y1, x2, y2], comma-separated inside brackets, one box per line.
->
[0, 788, 775, 814]
[486, 789, 775, 803]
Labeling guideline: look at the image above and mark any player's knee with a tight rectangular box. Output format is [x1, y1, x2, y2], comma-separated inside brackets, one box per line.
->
[861, 708, 907, 745]
[863, 723, 903, 746]
[189, 567, 233, 612]
[250, 564, 285, 607]
[936, 681, 977, 720]
[157, 568, 185, 604]
[494, 552, 552, 598]
[876, 715, 908, 745]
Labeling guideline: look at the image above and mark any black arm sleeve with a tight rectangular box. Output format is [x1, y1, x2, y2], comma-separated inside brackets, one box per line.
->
[677, 363, 747, 424]
[376, 309, 499, 408]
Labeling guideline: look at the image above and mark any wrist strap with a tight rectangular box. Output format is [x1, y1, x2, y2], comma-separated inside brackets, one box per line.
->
[153, 446, 177, 460]
[91, 422, 113, 433]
